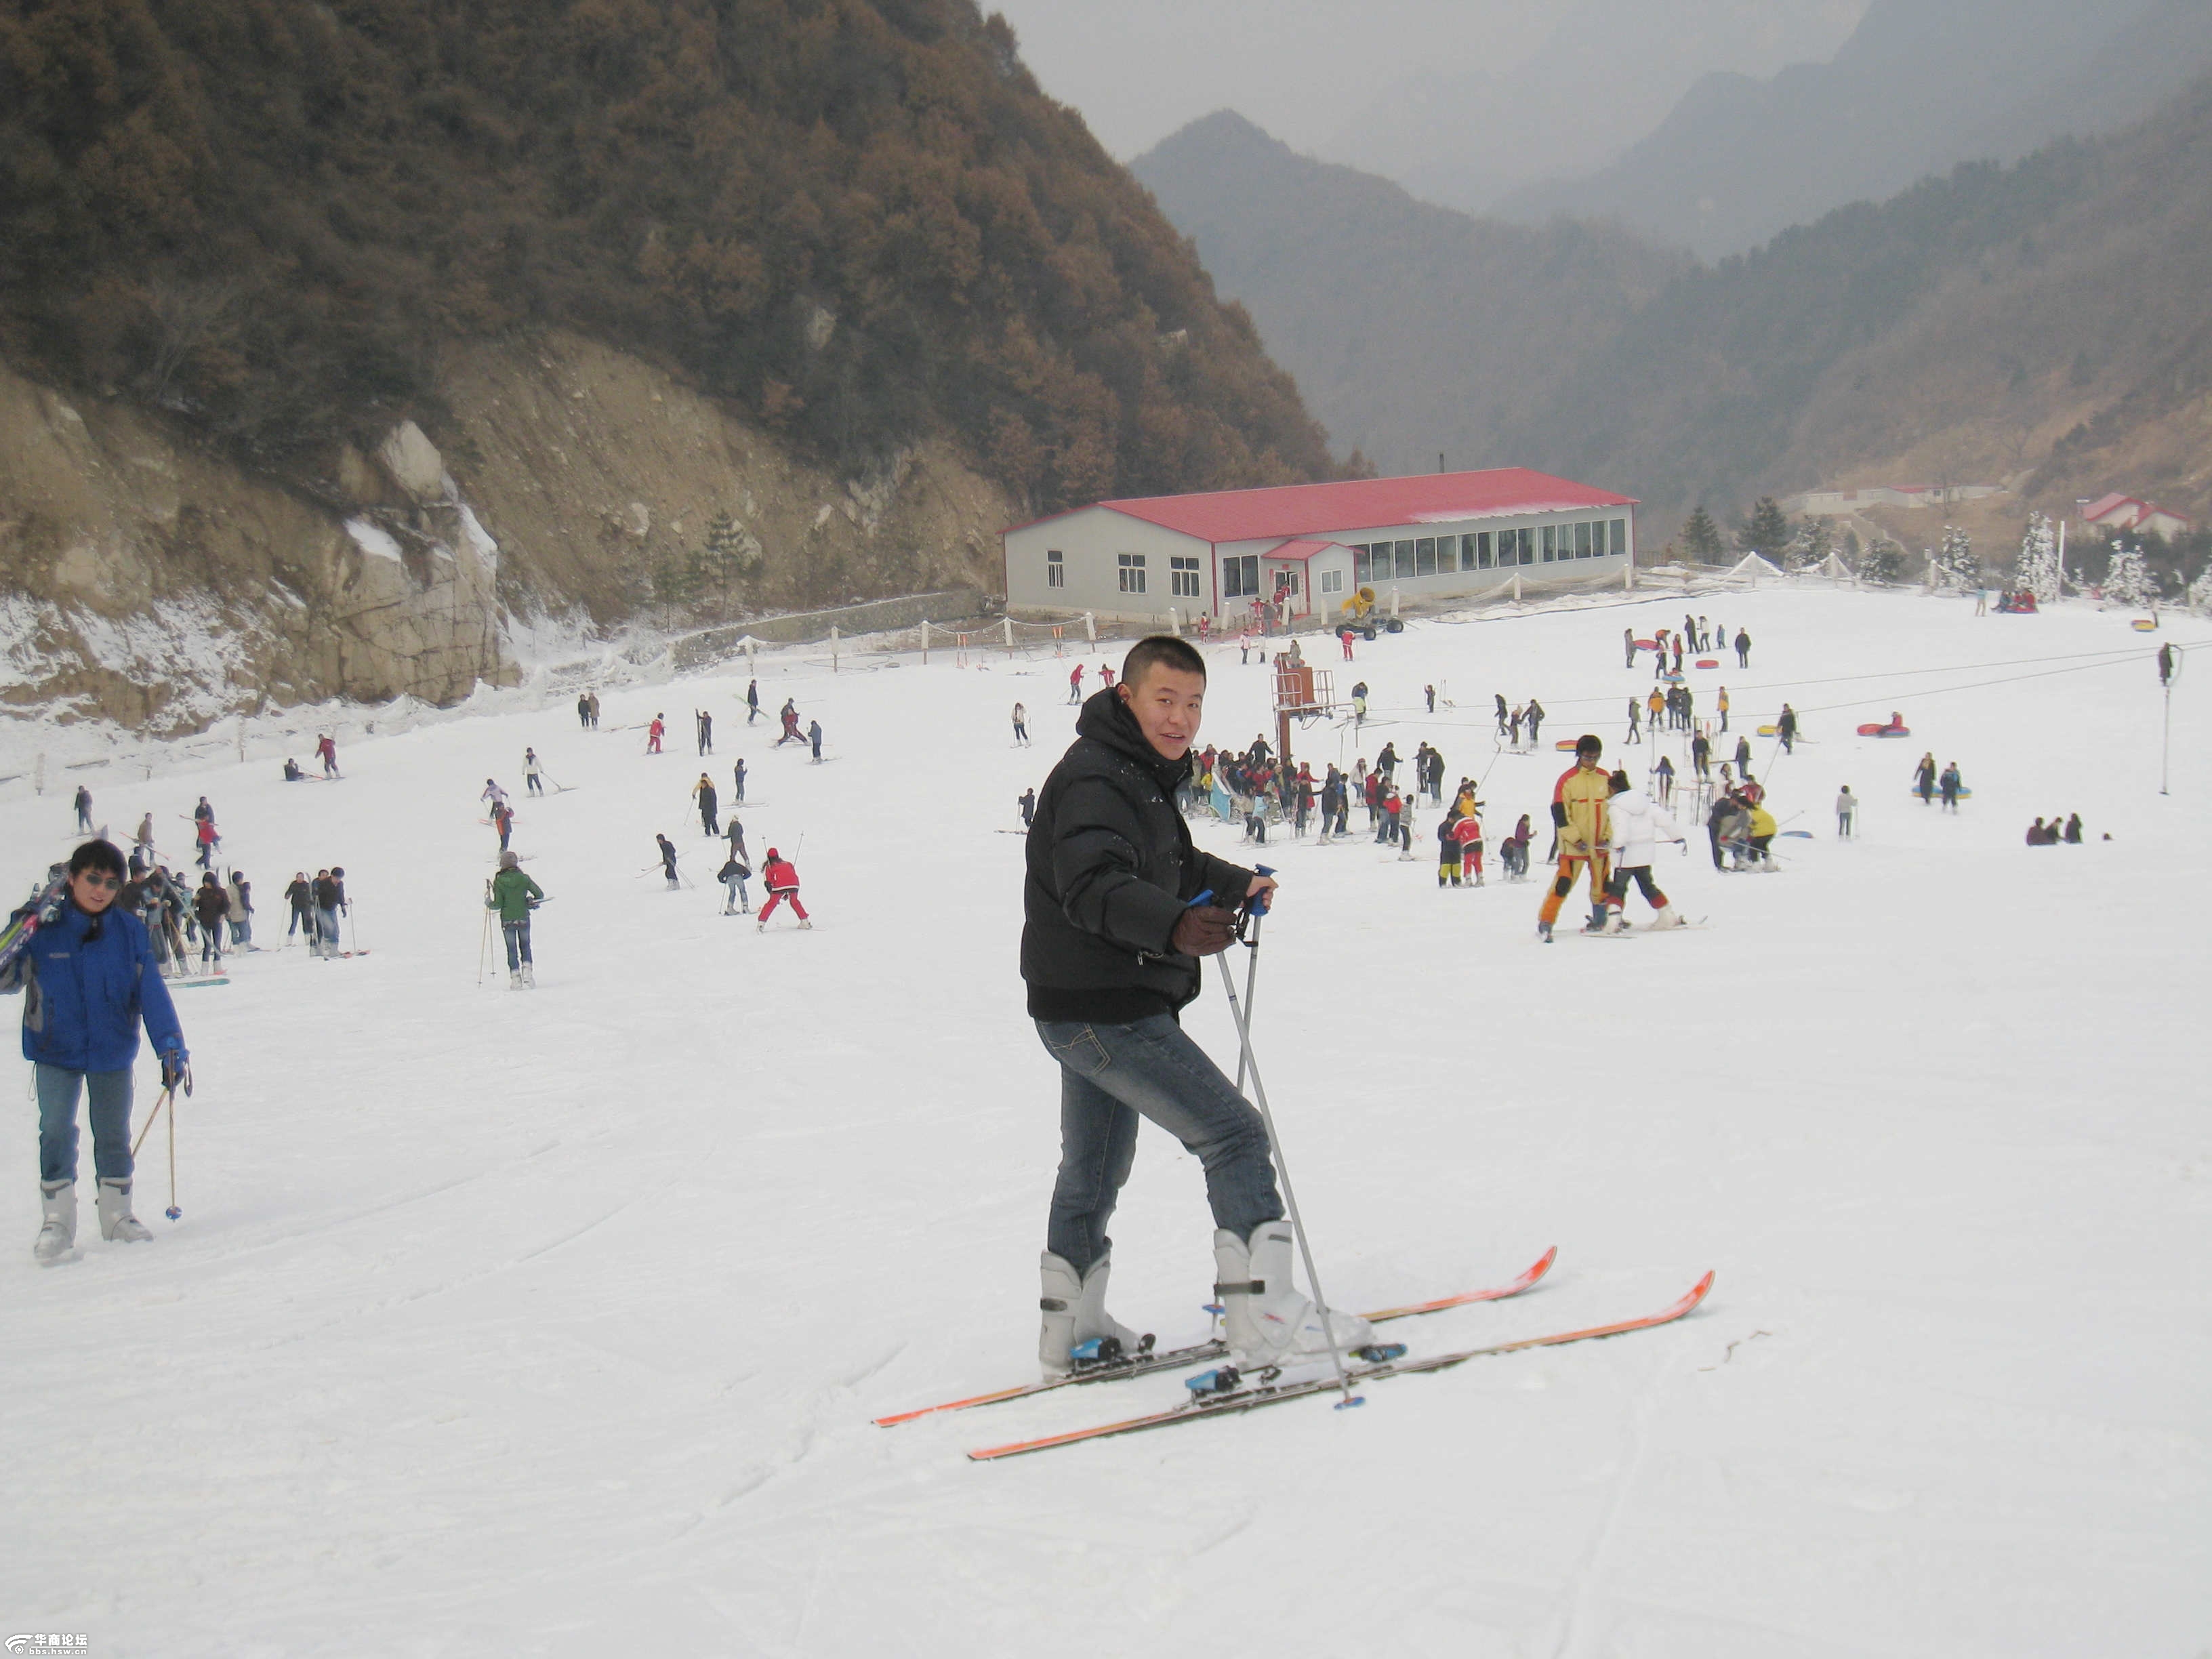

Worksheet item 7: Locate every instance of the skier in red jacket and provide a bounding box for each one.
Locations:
[757,848,811,932]
[647,714,665,754]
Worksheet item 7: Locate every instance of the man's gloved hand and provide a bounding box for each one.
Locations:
[1170,905,1240,958]
[161,1049,192,1094]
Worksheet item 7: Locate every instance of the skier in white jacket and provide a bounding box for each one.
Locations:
[1601,771,1686,932]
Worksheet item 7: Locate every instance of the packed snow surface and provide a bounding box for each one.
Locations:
[3,589,2206,1656]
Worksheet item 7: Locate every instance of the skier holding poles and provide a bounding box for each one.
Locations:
[5,839,190,1261]
[1021,635,1368,1376]
[487,850,544,988]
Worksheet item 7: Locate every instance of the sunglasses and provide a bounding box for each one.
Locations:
[77,872,123,891]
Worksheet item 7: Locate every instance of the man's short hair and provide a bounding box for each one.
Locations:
[1575,733,1603,755]
[1122,636,1207,688]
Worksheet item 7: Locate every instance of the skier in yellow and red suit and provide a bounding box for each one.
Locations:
[1536,734,1614,942]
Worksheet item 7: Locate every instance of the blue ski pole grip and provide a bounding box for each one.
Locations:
[1185,888,1214,908]
[1247,864,1276,916]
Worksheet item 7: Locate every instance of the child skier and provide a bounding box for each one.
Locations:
[1601,773,1685,932]
[718,851,752,915]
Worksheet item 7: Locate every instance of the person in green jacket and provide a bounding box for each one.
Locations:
[487,851,544,989]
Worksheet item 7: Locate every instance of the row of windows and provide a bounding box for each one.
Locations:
[1350,520,1626,586]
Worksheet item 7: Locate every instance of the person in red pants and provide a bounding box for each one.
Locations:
[757,848,811,932]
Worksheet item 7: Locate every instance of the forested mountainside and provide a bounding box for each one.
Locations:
[0,0,1333,514]
[1136,75,2212,551]
[0,0,1346,727]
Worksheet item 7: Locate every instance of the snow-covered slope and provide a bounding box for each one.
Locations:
[3,588,2205,1656]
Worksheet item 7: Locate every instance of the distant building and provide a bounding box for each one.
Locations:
[1004,468,1637,626]
[2081,492,2193,541]
[1786,484,2003,516]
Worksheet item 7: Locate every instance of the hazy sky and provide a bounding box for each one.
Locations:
[987,1,1555,158]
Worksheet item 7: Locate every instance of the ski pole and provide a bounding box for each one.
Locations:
[131,1086,171,1159]
[1216,886,1361,1410]
[478,880,493,985]
[165,1081,180,1220]
[1231,865,1274,1097]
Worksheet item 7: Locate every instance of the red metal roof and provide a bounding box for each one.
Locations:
[1258,538,1343,563]
[2082,492,2139,522]
[1008,468,1637,542]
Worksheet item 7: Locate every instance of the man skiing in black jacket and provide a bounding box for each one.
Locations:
[1023,636,1368,1378]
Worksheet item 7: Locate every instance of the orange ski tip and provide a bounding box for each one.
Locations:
[874,1384,1030,1427]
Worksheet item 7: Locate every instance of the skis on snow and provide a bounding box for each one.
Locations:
[874,1247,1557,1428]
[966,1270,1715,1461]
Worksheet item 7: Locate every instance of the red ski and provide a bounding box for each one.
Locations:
[967,1270,1714,1461]
[874,1247,1557,1428]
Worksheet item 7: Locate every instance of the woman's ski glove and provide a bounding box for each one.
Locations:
[161,1049,193,1094]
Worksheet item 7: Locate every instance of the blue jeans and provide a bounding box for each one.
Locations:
[501,919,532,970]
[37,1065,133,1185]
[1036,1015,1283,1275]
[316,907,341,951]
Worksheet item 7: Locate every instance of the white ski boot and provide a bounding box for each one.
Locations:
[509,969,525,989]
[1600,907,1629,934]
[1038,1251,1147,1377]
[96,1179,152,1243]
[520,963,536,987]
[1651,905,1685,929]
[797,918,812,930]
[33,1181,75,1263]
[1212,1223,1372,1368]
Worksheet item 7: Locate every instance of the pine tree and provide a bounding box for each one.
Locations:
[2102,540,2157,608]
[1681,506,1725,563]
[651,546,701,627]
[1862,542,1905,585]
[1740,497,1790,556]
[2014,512,2062,602]
[1785,515,1832,572]
[1936,525,1979,592]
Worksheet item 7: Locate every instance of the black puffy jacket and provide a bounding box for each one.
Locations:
[1023,690,1254,1023]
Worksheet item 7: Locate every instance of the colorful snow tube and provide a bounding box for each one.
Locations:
[2131,618,2158,632]
[1908,786,1971,799]
[1635,638,1659,650]
[1695,658,1719,669]
[1858,723,1910,737]
[1757,724,1778,737]
[1555,739,1578,751]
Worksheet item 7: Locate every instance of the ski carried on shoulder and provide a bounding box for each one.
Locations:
[874,1247,1555,1427]
[966,1270,1713,1462]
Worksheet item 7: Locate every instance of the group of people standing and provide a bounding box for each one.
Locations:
[1912,753,1967,811]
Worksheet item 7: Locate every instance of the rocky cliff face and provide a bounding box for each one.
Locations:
[0,332,1015,733]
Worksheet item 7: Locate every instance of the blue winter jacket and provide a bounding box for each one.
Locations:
[10,902,184,1072]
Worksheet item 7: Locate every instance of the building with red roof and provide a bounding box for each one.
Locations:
[1004,467,1639,625]
[2081,493,2193,541]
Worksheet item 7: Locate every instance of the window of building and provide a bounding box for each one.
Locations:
[1437,535,1458,573]
[1170,555,1201,598]
[1117,552,1147,595]
[1575,522,1593,558]
[1469,532,1490,570]
[1222,553,1259,598]
[1519,528,1536,566]
[1541,525,1556,562]
[1320,568,1345,594]
[1611,518,1627,555]
[1272,568,1300,598]
[1046,549,1065,589]
[1395,539,1415,579]
[1414,537,1436,576]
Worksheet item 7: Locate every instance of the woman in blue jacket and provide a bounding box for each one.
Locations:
[5,841,189,1263]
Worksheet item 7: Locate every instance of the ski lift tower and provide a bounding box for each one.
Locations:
[1271,651,1333,773]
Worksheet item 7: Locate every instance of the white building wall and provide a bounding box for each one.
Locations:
[1004,510,1212,623]
[1007,501,1637,623]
